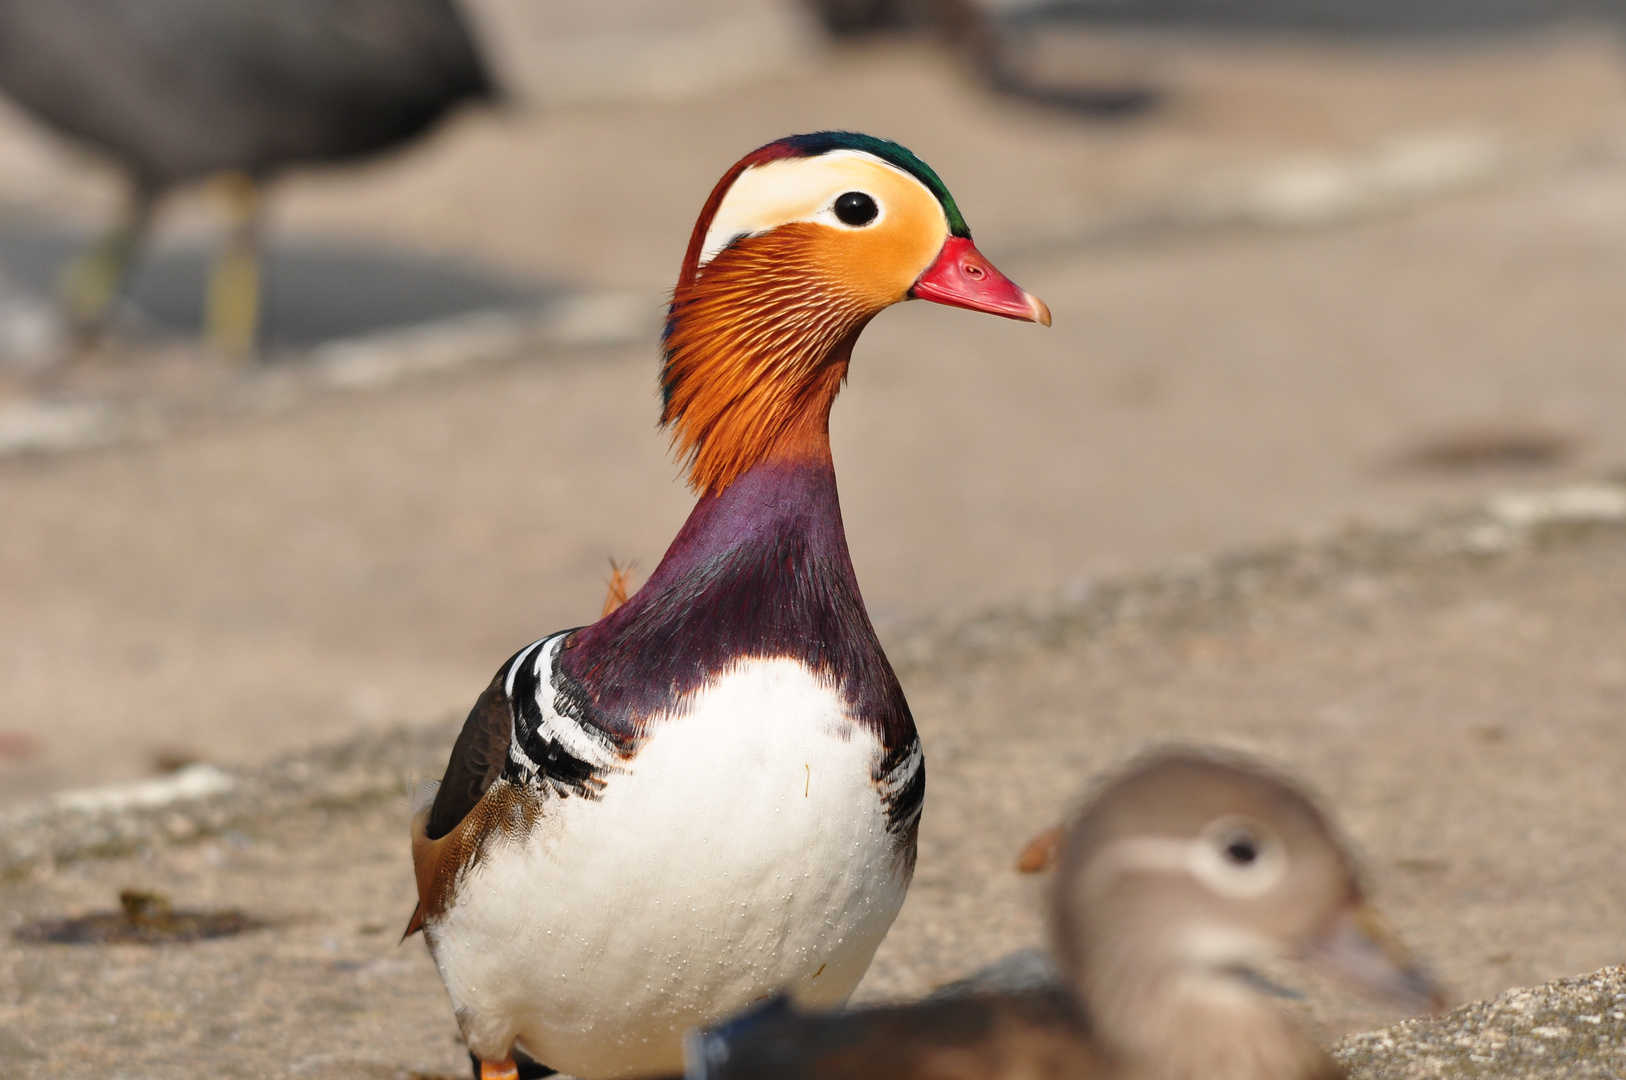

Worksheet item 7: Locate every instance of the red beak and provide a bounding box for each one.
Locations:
[909,236,1051,326]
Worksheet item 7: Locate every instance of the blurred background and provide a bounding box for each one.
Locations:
[3,2,1626,812]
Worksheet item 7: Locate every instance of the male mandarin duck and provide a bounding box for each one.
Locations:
[687,749,1447,1080]
[407,131,1050,1080]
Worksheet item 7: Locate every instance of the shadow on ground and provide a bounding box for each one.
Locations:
[0,221,551,349]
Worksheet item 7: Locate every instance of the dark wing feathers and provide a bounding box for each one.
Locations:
[425,669,513,842]
[422,632,618,843]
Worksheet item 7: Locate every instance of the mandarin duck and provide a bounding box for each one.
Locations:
[407,131,1050,1080]
[687,748,1446,1080]
[0,0,493,354]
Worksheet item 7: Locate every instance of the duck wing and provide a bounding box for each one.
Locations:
[423,669,514,842]
[407,631,629,935]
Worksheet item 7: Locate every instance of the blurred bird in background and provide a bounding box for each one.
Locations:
[805,0,1626,115]
[0,0,495,356]
[688,747,1446,1080]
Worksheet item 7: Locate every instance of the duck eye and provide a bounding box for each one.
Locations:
[1224,833,1259,865]
[833,191,878,227]
[1191,817,1284,896]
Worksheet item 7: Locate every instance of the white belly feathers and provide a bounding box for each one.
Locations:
[425,656,911,1079]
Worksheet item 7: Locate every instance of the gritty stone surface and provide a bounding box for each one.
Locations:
[1338,967,1626,1079]
[0,725,454,879]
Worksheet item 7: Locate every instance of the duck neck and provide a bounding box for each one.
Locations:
[1083,956,1338,1080]
[561,444,914,745]
[559,299,918,743]
[660,223,875,494]
[706,344,842,487]
[637,438,852,604]
[648,319,856,586]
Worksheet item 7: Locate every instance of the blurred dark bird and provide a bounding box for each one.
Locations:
[802,0,1160,114]
[0,0,496,354]
[804,0,1623,116]
[687,748,1446,1080]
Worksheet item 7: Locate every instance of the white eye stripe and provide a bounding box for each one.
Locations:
[1085,837,1195,884]
[696,149,918,269]
[1084,819,1287,900]
[706,195,886,263]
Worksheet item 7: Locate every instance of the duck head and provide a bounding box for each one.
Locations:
[1051,749,1445,1080]
[662,131,1049,495]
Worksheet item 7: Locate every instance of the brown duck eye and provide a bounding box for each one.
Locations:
[834,191,878,226]
[1224,833,1259,865]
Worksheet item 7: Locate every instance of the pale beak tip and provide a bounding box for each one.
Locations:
[1028,293,1052,327]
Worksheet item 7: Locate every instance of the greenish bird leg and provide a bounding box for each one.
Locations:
[205,172,264,358]
[59,184,154,338]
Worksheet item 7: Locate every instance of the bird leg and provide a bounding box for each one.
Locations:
[467,1048,556,1079]
[479,1058,519,1080]
[58,184,154,341]
[204,171,264,358]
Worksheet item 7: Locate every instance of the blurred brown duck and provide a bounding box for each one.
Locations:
[686,748,1446,1080]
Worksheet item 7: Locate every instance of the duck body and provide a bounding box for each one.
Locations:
[417,457,922,1077]
[690,989,1107,1080]
[411,131,1049,1079]
[689,749,1446,1080]
[0,0,492,189]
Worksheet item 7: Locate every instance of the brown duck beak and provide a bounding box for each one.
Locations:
[910,237,1051,326]
[1304,901,1449,1015]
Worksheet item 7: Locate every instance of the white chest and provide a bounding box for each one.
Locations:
[426,657,913,1079]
